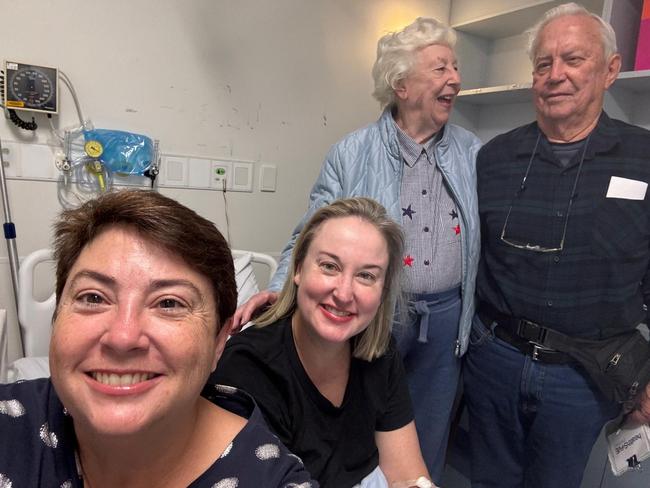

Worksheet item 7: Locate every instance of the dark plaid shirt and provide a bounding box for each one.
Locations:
[476,112,650,339]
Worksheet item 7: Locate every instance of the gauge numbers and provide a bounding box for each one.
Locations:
[4,61,58,113]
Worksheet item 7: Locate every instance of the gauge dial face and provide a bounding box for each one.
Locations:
[4,62,58,113]
[11,69,53,106]
[84,140,104,158]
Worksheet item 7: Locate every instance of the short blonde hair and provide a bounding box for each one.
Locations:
[372,17,457,109]
[255,198,404,361]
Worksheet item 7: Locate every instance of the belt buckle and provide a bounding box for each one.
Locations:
[530,341,558,361]
[518,319,547,344]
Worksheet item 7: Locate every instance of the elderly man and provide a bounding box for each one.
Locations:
[464,3,650,488]
[234,17,481,482]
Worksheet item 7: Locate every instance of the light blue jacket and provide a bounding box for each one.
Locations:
[269,108,482,356]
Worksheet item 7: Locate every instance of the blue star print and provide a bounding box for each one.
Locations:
[402,204,416,220]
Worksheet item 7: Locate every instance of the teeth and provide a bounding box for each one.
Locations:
[92,372,154,386]
[324,305,351,317]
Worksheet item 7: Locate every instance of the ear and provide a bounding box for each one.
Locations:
[604,53,621,89]
[393,78,408,101]
[293,260,303,287]
[293,269,301,287]
[210,317,232,372]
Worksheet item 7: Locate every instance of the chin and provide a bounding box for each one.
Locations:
[80,408,159,437]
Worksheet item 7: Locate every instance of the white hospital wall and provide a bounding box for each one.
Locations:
[0,0,449,363]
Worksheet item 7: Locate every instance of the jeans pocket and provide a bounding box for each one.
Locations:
[469,314,494,348]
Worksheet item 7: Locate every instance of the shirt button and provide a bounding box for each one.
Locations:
[423,226,430,232]
[547,301,553,307]
[553,256,560,263]
[424,260,430,266]
[422,189,428,195]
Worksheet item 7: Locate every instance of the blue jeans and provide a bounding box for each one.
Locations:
[463,314,621,488]
[393,287,462,483]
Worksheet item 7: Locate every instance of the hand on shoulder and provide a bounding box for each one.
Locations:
[230,290,279,333]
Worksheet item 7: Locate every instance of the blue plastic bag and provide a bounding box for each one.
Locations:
[83,129,154,175]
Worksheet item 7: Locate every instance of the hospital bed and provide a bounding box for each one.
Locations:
[7,247,277,382]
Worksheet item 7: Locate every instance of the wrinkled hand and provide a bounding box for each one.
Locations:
[229,290,279,334]
[628,382,650,425]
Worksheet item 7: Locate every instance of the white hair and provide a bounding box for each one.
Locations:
[526,2,617,62]
[371,17,456,109]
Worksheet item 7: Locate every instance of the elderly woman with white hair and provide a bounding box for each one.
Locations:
[233,17,481,482]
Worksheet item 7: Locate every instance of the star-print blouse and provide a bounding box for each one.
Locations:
[0,378,317,487]
[395,123,462,294]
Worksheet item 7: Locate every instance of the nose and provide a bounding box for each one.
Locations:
[548,60,567,82]
[99,304,149,353]
[448,67,461,86]
[332,275,354,304]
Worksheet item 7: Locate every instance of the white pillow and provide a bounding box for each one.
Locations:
[7,356,51,381]
[233,252,260,307]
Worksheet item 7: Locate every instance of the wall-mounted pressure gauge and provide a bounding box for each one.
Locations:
[4,61,58,114]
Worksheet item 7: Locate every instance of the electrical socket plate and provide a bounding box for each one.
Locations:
[232,162,253,192]
[160,156,189,187]
[188,157,212,189]
[211,160,232,190]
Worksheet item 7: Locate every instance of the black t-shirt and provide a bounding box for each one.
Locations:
[210,317,413,487]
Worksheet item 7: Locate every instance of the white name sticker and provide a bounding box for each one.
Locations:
[606,176,647,200]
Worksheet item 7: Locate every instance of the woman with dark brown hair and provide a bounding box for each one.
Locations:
[0,189,315,487]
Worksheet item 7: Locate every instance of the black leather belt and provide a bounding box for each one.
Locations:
[478,305,573,365]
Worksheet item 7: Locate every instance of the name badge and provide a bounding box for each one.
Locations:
[607,418,650,476]
[606,176,647,200]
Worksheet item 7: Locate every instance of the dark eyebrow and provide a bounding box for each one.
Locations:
[149,279,203,297]
[68,270,116,289]
[67,271,203,297]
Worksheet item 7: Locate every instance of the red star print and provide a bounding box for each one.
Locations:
[403,255,414,267]
[454,224,461,235]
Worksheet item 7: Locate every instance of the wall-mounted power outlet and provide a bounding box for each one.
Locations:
[211,160,232,190]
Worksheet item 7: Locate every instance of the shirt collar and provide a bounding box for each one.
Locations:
[516,111,620,160]
[393,118,440,167]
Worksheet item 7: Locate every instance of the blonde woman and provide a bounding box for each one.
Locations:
[212,198,434,488]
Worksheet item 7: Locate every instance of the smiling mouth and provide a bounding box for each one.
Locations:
[438,94,455,103]
[90,372,158,387]
[322,305,353,317]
